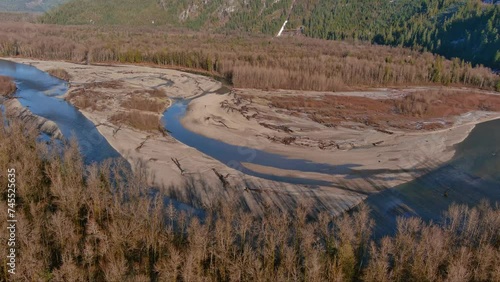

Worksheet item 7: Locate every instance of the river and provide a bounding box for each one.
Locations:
[0,59,121,163]
[1,59,499,236]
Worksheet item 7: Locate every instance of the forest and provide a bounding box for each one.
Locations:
[1,19,499,92]
[0,117,499,281]
[1,2,500,281]
[305,0,500,69]
[0,0,68,12]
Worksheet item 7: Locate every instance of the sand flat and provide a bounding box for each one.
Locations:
[6,57,500,214]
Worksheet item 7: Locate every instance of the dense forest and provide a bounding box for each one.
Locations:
[0,118,499,281]
[306,0,500,69]
[39,0,294,32]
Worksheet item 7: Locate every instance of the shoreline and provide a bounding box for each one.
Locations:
[3,98,63,139]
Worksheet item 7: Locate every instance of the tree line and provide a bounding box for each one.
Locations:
[0,21,499,92]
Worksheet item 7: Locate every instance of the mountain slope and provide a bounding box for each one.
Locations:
[305,0,500,69]
[40,0,294,33]
[0,0,69,12]
[41,0,500,69]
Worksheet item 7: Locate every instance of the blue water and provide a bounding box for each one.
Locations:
[162,100,361,186]
[0,59,121,163]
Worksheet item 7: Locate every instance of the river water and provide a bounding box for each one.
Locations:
[0,59,121,163]
[1,59,499,235]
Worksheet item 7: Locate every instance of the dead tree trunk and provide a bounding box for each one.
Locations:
[113,125,122,137]
[84,50,90,65]
[135,139,147,152]
[158,125,170,137]
[171,158,185,175]
[212,168,230,188]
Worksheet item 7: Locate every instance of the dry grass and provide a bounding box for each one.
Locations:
[394,90,500,117]
[137,88,167,98]
[0,75,16,96]
[121,89,169,113]
[109,110,160,131]
[121,96,169,113]
[0,119,499,281]
[47,68,72,81]
[394,92,438,116]
[66,88,107,111]
[268,90,500,130]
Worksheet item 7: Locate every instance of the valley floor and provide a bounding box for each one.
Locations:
[6,57,500,214]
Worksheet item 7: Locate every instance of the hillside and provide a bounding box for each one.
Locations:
[0,0,69,12]
[40,0,293,32]
[40,0,500,69]
[305,0,500,69]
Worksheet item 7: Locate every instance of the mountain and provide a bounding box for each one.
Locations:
[40,0,294,33]
[0,0,69,12]
[40,0,500,69]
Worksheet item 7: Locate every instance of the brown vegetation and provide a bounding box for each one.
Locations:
[121,96,168,113]
[109,110,161,131]
[138,88,168,98]
[66,88,107,111]
[394,91,500,117]
[0,75,16,96]
[0,118,499,281]
[0,20,499,92]
[47,68,72,81]
[121,89,169,113]
[267,90,500,130]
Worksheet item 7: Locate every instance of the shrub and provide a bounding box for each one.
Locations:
[109,110,160,131]
[121,94,169,113]
[66,88,104,111]
[47,68,72,81]
[0,75,16,96]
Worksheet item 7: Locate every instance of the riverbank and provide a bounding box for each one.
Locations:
[3,98,63,138]
[4,58,499,215]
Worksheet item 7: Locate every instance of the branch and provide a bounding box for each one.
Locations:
[171,158,185,175]
[113,125,122,137]
[212,168,230,188]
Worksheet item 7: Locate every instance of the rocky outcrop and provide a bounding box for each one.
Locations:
[3,99,63,139]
